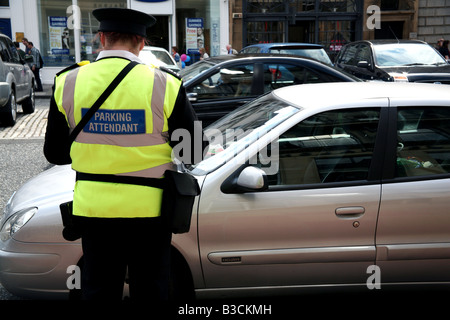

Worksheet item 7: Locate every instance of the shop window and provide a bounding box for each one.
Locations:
[246,21,286,45]
[38,0,126,67]
[381,0,399,10]
[319,0,357,13]
[0,0,9,7]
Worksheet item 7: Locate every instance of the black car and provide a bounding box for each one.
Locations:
[180,54,358,126]
[335,40,450,84]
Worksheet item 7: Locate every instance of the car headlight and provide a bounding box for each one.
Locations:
[0,192,15,224]
[0,207,37,242]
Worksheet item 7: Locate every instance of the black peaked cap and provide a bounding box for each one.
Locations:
[93,8,156,37]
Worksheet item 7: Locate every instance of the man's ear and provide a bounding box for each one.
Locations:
[99,32,106,47]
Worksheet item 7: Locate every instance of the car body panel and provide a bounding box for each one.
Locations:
[1,82,450,299]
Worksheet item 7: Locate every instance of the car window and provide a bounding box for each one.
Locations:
[338,44,358,66]
[268,48,332,65]
[241,47,260,54]
[396,107,450,178]
[260,108,381,186]
[5,38,20,63]
[262,63,328,92]
[355,44,372,64]
[0,38,11,62]
[190,64,254,99]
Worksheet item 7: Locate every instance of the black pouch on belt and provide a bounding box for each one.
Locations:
[59,201,83,241]
[161,170,200,234]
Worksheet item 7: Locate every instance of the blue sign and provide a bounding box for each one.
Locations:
[49,16,67,27]
[82,109,146,135]
[187,18,203,28]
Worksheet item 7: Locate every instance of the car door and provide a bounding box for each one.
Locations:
[198,101,388,290]
[376,103,450,283]
[185,62,262,127]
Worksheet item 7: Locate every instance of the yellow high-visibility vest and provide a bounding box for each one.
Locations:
[54,58,181,218]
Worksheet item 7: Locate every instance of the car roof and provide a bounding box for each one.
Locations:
[349,39,428,46]
[202,53,326,63]
[274,82,450,110]
[243,43,324,49]
[142,46,168,51]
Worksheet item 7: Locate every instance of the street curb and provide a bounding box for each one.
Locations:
[36,84,52,99]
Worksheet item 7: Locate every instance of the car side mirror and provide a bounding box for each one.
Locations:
[357,61,371,69]
[221,166,268,194]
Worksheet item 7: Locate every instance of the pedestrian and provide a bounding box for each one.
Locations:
[26,41,43,91]
[14,41,26,60]
[199,47,209,60]
[172,46,181,67]
[226,44,237,54]
[439,40,449,60]
[21,37,31,55]
[43,7,207,301]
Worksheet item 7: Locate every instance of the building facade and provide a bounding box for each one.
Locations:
[0,0,230,83]
[230,0,450,58]
[0,0,448,83]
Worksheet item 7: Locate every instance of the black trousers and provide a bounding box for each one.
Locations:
[80,216,172,301]
[32,67,43,91]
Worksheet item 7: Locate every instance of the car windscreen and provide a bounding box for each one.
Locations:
[373,43,447,67]
[189,93,300,175]
[139,50,174,67]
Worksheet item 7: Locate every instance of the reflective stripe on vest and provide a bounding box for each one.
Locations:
[54,58,180,218]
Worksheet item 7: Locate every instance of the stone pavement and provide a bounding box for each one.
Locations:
[0,84,52,140]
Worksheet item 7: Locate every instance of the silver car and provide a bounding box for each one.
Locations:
[1,82,450,299]
[0,34,35,126]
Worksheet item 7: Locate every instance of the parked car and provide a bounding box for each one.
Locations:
[180,54,358,126]
[239,43,333,66]
[0,34,35,126]
[139,46,180,73]
[1,82,450,300]
[335,39,450,83]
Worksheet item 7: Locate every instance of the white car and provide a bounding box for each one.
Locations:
[1,82,450,299]
[139,46,180,73]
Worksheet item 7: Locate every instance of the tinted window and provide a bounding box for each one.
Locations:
[338,44,358,66]
[396,107,450,177]
[5,38,20,63]
[189,64,254,99]
[262,63,328,92]
[355,44,372,64]
[262,108,380,186]
[0,38,11,62]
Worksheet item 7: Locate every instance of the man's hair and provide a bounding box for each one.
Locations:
[102,32,146,47]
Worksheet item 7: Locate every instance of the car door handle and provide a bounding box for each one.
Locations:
[187,92,197,102]
[335,206,365,219]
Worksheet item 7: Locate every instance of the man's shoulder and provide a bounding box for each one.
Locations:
[55,61,90,77]
[158,65,182,81]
